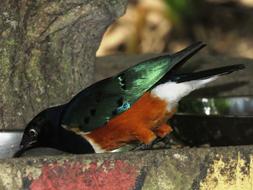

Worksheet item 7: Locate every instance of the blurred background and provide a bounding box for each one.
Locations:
[97,0,253,58]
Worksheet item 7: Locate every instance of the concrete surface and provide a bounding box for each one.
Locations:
[1,146,253,190]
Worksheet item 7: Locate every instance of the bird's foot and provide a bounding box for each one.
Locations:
[133,137,161,151]
[133,132,186,151]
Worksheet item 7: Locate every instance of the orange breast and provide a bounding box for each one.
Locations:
[85,92,175,151]
[112,92,169,128]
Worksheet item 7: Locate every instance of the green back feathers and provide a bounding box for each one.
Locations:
[116,55,174,104]
[61,42,205,132]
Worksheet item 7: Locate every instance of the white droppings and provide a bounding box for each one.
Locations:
[173,153,188,161]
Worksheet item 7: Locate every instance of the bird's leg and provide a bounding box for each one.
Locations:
[154,123,173,138]
[133,125,157,144]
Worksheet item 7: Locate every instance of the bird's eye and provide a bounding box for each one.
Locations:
[29,128,38,137]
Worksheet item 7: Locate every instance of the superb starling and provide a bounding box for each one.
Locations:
[14,42,245,156]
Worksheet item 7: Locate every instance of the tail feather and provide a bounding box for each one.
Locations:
[170,64,245,83]
[151,64,245,112]
[151,76,218,111]
[168,41,206,74]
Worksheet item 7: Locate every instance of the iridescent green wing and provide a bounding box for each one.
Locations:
[61,42,205,132]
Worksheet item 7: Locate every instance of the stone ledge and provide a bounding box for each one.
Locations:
[1,146,253,190]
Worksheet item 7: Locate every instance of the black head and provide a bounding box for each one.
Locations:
[14,105,95,157]
[14,106,63,157]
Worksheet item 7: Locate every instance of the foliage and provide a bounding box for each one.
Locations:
[164,0,201,28]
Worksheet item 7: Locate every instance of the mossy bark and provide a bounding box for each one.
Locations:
[0,0,128,129]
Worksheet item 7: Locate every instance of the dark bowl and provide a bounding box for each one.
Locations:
[171,96,253,146]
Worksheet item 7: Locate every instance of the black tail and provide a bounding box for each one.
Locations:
[168,41,206,74]
[170,64,245,83]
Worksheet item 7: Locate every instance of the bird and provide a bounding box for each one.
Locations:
[14,42,245,157]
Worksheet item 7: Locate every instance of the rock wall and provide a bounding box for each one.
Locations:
[0,0,128,129]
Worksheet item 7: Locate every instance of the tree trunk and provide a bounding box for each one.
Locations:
[0,0,128,129]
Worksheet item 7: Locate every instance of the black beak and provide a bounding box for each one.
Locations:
[13,145,26,157]
[13,141,37,158]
